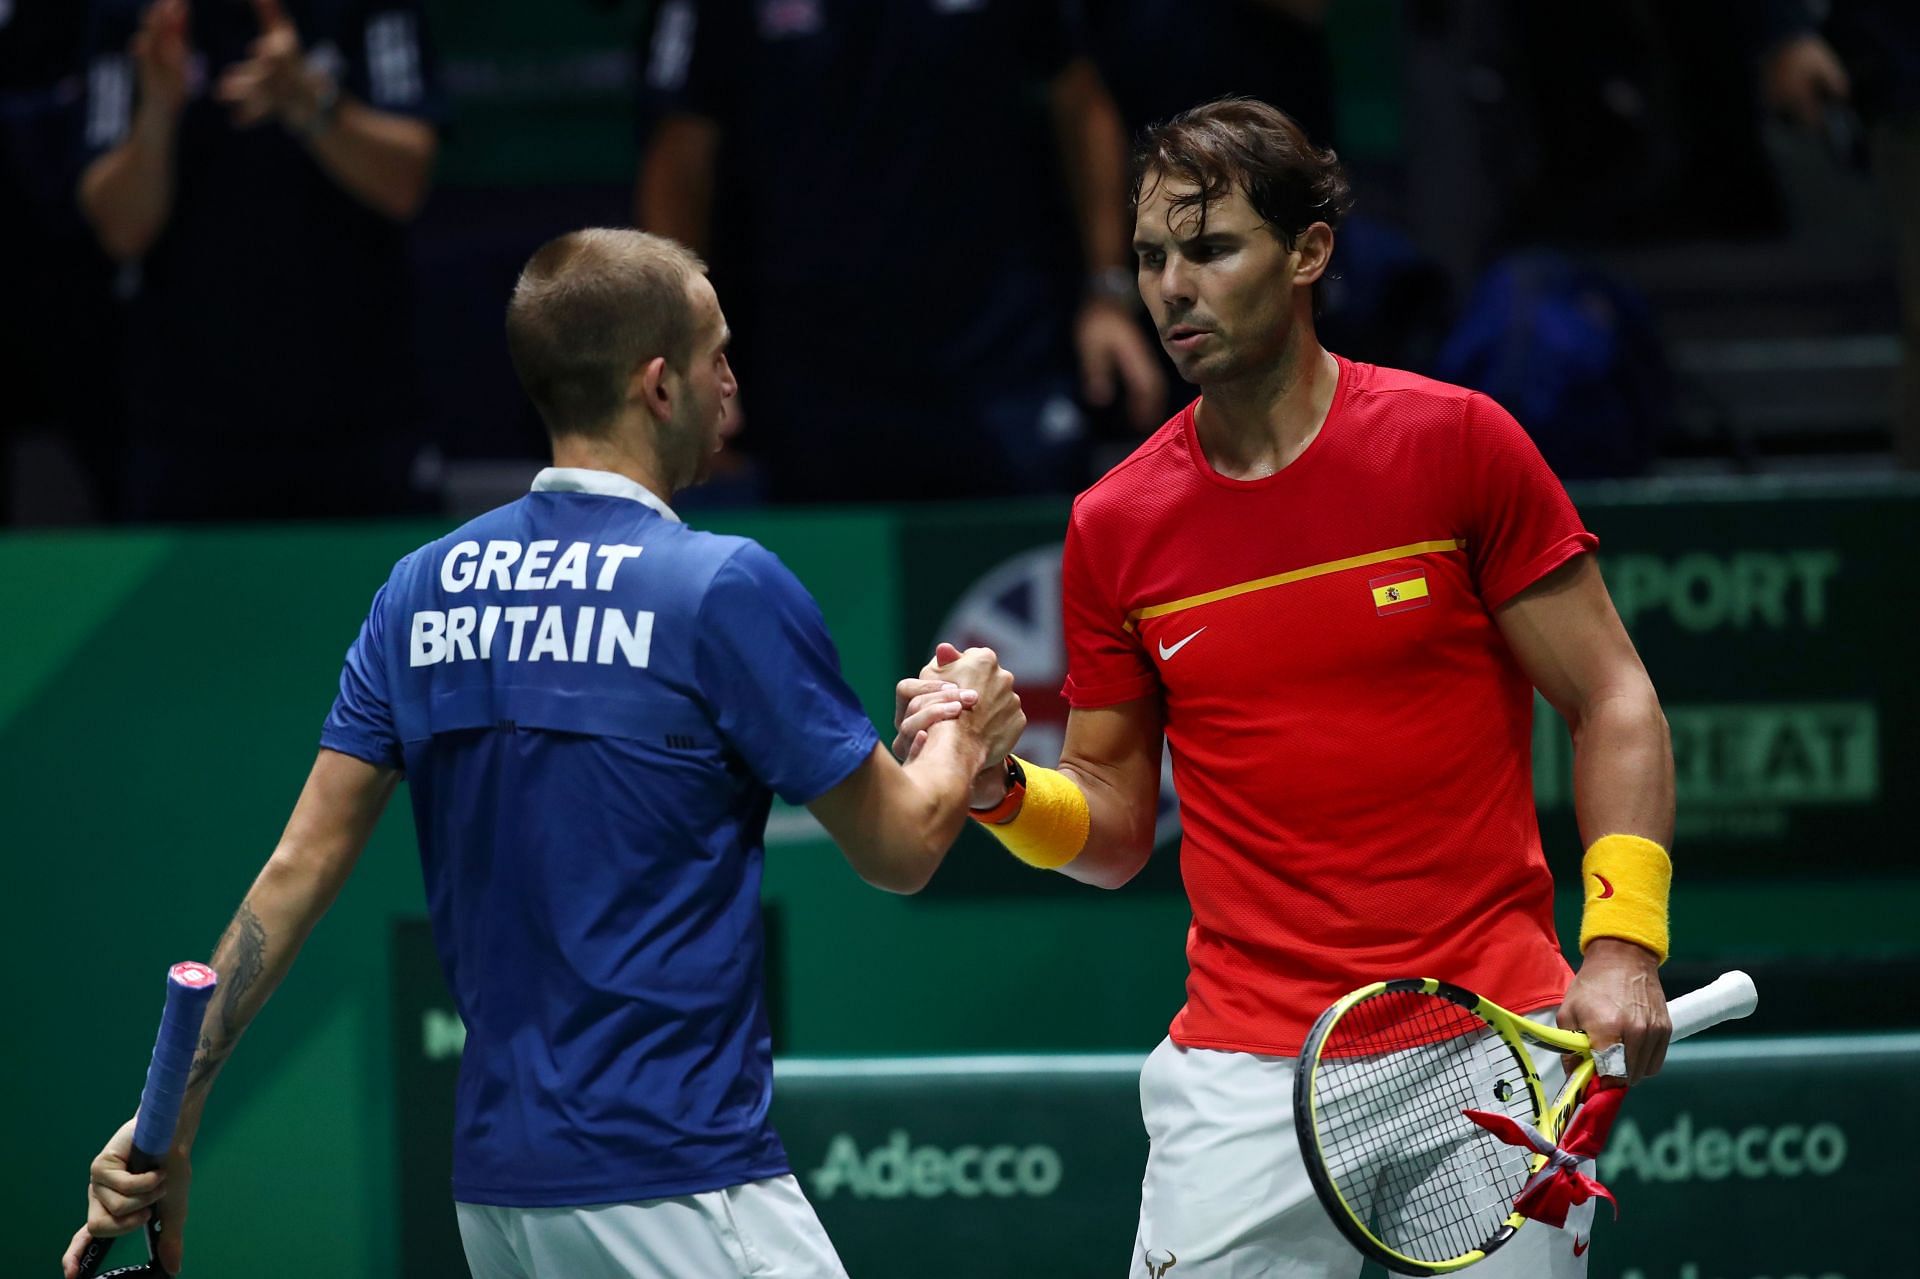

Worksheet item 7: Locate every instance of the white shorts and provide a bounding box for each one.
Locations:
[1128,1032,1594,1279]
[455,1174,848,1279]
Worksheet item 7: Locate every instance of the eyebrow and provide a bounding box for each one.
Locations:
[1133,231,1244,253]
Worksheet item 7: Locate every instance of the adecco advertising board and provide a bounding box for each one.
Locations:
[394,918,1916,1279]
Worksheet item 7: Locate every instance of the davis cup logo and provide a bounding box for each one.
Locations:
[932,544,1180,847]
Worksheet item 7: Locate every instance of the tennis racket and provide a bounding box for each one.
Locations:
[73,961,220,1279]
[1294,969,1757,1274]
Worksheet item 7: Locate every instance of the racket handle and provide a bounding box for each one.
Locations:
[73,962,220,1279]
[70,1233,115,1277]
[132,963,219,1162]
[1669,969,1758,1041]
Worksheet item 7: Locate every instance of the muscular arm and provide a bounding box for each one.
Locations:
[1497,552,1675,1080]
[175,749,399,1144]
[305,100,437,222]
[636,114,719,254]
[809,737,990,896]
[1496,554,1673,850]
[1052,698,1164,889]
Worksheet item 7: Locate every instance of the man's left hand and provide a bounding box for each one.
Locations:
[1557,937,1671,1085]
[61,1115,193,1278]
[215,0,331,132]
[1075,299,1167,433]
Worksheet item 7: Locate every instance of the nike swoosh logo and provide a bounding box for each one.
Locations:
[1595,874,1615,900]
[1572,1238,1590,1257]
[1158,627,1206,660]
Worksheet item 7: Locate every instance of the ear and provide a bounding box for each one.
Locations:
[1292,222,1335,288]
[632,356,673,423]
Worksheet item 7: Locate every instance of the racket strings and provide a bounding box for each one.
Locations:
[1307,991,1540,1263]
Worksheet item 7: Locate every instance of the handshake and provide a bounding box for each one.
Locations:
[891,642,1029,809]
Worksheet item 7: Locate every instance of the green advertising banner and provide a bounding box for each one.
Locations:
[779,1036,1915,1279]
[393,920,1918,1279]
[1537,487,1912,878]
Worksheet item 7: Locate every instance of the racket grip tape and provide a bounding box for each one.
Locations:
[1668,969,1758,1041]
[73,962,220,1279]
[130,963,220,1162]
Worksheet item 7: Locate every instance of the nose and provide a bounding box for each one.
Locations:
[720,354,738,398]
[1154,259,1195,311]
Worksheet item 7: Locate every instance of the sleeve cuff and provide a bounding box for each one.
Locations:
[779,725,882,807]
[1062,672,1160,709]
[319,729,402,771]
[1482,531,1599,610]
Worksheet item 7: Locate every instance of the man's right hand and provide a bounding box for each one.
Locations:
[894,643,1026,805]
[893,643,996,755]
[131,0,194,121]
[62,1115,192,1278]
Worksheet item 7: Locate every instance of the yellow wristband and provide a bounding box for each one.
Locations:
[1579,833,1672,964]
[973,756,1090,869]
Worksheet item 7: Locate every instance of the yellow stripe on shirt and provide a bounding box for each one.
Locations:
[1124,538,1466,630]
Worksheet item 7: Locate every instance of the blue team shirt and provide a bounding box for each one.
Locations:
[321,468,880,1206]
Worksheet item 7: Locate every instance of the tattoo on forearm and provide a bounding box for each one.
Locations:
[218,902,267,1038]
[185,1028,230,1093]
[186,901,268,1094]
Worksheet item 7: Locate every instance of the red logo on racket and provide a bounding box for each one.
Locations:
[1593,874,1615,900]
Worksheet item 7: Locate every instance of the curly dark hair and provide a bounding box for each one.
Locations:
[1131,97,1354,249]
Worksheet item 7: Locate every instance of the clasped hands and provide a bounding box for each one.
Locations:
[892,643,1028,808]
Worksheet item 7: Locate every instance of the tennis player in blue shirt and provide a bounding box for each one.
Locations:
[65,229,1024,1278]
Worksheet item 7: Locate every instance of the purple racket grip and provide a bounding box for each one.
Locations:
[130,963,219,1164]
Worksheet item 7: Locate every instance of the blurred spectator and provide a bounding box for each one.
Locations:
[1,1,123,521]
[78,0,442,521]
[1433,250,1670,479]
[1761,0,1920,468]
[1404,2,1785,294]
[635,0,1164,504]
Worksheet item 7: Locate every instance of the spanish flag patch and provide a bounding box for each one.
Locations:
[1369,569,1430,616]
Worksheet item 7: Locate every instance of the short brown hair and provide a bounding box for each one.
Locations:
[1131,98,1353,248]
[505,228,707,439]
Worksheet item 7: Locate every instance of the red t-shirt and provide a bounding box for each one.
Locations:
[1061,357,1594,1054]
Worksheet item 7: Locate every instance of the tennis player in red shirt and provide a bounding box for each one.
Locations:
[898,99,1677,1277]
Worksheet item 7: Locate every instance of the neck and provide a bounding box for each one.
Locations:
[1194,320,1339,481]
[549,419,676,500]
